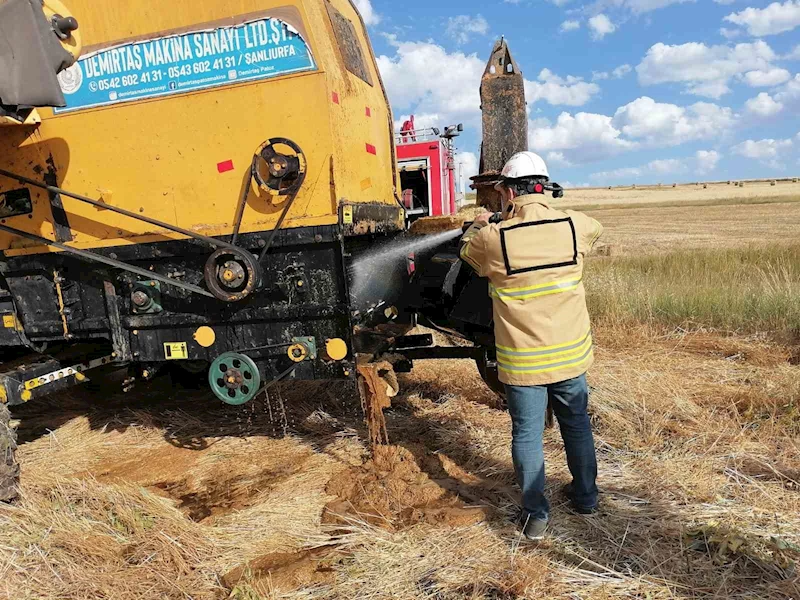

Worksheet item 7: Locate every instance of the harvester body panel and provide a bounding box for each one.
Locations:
[0,0,411,406]
[0,0,399,255]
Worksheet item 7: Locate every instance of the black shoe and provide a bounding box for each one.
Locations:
[521,516,548,540]
[563,483,599,514]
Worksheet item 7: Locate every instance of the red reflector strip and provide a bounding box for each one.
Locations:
[366,143,377,155]
[217,160,234,173]
[332,92,340,104]
[365,106,371,117]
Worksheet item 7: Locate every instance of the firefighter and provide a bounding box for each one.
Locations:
[460,151,604,540]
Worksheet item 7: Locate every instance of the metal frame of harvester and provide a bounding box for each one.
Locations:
[0,0,534,501]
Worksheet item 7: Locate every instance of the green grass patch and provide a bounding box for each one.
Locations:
[586,244,800,341]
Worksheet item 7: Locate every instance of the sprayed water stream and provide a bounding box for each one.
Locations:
[348,229,463,303]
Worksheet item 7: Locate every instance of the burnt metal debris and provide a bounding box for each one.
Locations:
[471,37,528,211]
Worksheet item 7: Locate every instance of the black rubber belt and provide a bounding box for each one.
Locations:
[0,168,237,251]
[0,223,215,298]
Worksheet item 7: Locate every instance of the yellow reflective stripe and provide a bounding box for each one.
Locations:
[496,328,591,355]
[489,277,582,302]
[490,281,581,301]
[492,276,581,295]
[498,345,593,375]
[497,336,592,366]
[460,240,481,271]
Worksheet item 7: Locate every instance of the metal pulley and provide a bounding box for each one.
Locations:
[252,138,307,196]
[209,352,261,405]
[203,247,262,302]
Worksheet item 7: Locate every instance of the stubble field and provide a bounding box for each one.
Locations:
[2,183,799,599]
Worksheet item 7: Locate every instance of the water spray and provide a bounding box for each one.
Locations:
[349,228,464,304]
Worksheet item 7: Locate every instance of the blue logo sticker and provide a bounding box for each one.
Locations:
[55,18,315,113]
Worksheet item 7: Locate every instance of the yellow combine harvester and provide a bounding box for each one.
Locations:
[0,0,432,496]
[0,0,510,503]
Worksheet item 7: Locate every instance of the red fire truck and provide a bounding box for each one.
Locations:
[396,116,463,221]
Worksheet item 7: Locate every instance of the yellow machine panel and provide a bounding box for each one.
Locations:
[0,0,399,255]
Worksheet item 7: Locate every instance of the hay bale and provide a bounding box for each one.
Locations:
[672,183,676,188]
[703,183,708,189]
[793,178,798,183]
[740,181,745,187]
[771,180,776,186]
[727,180,732,185]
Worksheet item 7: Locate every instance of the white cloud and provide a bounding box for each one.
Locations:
[353,0,380,26]
[743,67,791,86]
[688,81,733,98]
[590,166,643,180]
[731,138,793,169]
[592,64,632,81]
[623,0,695,14]
[546,151,574,167]
[636,40,778,98]
[588,14,616,40]
[785,45,800,59]
[456,151,479,182]
[528,94,739,166]
[591,152,723,182]
[560,19,581,32]
[376,41,484,126]
[591,158,687,181]
[724,1,800,37]
[530,112,637,163]
[613,64,633,78]
[696,150,721,173]
[714,0,736,4]
[745,91,784,116]
[648,158,687,173]
[445,14,490,45]
[720,27,742,40]
[775,73,800,109]
[612,96,737,146]
[525,69,601,107]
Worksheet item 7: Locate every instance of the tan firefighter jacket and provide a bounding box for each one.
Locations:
[460,194,603,386]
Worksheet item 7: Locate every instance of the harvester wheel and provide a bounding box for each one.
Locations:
[0,403,19,502]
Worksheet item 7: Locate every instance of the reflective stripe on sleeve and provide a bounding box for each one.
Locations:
[460,241,481,271]
[489,277,582,301]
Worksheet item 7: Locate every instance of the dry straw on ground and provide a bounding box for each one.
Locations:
[1,190,799,599]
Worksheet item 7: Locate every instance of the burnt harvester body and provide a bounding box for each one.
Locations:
[471,38,528,212]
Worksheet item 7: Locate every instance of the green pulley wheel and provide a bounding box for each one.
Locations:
[209,352,261,405]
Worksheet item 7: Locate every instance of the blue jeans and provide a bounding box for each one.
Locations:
[506,374,598,521]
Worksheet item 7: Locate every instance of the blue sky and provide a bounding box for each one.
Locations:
[354,0,800,186]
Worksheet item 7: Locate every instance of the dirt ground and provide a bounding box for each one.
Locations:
[587,201,800,255]
[562,179,800,209]
[2,188,800,599]
[3,324,799,599]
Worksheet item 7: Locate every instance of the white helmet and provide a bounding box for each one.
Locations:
[500,151,549,181]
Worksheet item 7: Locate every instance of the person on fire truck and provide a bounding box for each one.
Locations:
[460,151,604,541]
